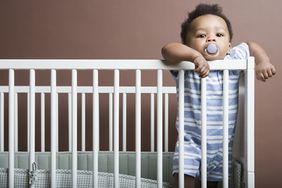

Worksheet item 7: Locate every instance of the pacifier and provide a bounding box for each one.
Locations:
[206,43,218,54]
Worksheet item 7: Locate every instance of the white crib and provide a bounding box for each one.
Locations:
[0,59,255,188]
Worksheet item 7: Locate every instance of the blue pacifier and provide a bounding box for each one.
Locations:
[206,43,218,54]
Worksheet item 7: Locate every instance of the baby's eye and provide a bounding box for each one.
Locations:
[216,33,224,37]
[197,34,206,38]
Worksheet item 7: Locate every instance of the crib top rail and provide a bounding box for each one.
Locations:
[0,58,254,70]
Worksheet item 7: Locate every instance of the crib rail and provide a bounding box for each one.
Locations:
[0,59,255,188]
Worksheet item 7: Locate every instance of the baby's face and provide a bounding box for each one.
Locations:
[185,14,231,61]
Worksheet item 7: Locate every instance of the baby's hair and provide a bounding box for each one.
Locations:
[181,4,233,43]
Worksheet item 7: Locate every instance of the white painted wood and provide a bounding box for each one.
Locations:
[122,93,127,152]
[109,93,113,151]
[135,70,141,188]
[0,59,246,70]
[9,69,15,188]
[0,86,177,94]
[68,93,72,152]
[178,70,185,188]
[201,77,207,188]
[223,70,229,188]
[157,70,163,188]
[14,93,18,152]
[29,69,36,172]
[81,93,86,152]
[245,57,255,188]
[0,59,255,188]
[27,93,29,152]
[51,69,57,188]
[0,93,4,152]
[41,93,45,152]
[165,93,169,152]
[150,93,155,152]
[72,69,78,187]
[114,70,120,188]
[93,70,99,188]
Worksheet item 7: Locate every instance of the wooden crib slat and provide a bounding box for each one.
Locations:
[223,70,230,188]
[41,93,45,152]
[114,69,120,188]
[68,93,72,152]
[29,69,36,171]
[81,93,86,152]
[122,93,127,152]
[165,93,169,152]
[109,93,113,152]
[135,69,141,188]
[14,93,18,152]
[93,69,99,188]
[0,93,4,152]
[9,69,15,188]
[201,77,207,188]
[72,69,78,187]
[245,57,255,188]
[150,93,155,152]
[178,70,185,188]
[157,69,163,188]
[51,69,57,187]
[27,93,29,152]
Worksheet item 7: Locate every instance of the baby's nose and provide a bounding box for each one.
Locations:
[207,38,216,42]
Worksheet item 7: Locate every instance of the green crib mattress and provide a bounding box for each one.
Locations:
[0,151,242,188]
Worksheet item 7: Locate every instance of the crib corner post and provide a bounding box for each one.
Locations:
[244,57,255,188]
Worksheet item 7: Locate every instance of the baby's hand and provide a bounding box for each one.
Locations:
[193,55,210,78]
[255,60,276,82]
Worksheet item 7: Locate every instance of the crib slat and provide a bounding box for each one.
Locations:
[81,93,86,152]
[27,93,29,152]
[157,70,163,188]
[72,69,78,187]
[122,93,127,152]
[93,69,99,188]
[14,93,18,152]
[114,69,120,188]
[109,93,113,151]
[9,69,15,188]
[0,93,4,152]
[56,93,59,153]
[135,70,141,188]
[223,70,229,188]
[165,93,169,152]
[178,70,184,188]
[150,93,155,152]
[51,69,57,187]
[68,93,72,151]
[41,93,45,152]
[29,69,36,171]
[245,57,255,188]
[201,77,207,188]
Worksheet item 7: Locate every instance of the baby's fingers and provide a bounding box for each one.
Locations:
[270,66,276,76]
[195,65,209,78]
[256,71,266,82]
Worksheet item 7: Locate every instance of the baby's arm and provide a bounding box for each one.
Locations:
[161,43,210,78]
[247,42,276,82]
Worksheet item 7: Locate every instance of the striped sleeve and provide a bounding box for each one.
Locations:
[229,42,250,60]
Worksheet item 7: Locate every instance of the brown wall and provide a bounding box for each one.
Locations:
[1,1,282,187]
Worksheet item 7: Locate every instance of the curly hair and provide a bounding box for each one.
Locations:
[181,4,233,43]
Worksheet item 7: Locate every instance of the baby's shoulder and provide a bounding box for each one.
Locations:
[228,42,250,60]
